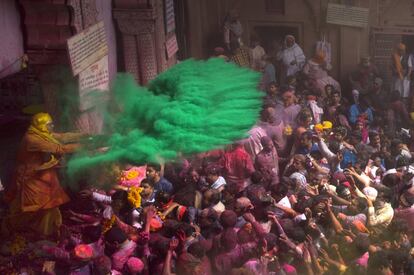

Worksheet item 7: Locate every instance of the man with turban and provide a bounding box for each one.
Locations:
[2,113,83,239]
[303,50,341,98]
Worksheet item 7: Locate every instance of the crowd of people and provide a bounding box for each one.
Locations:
[2,29,414,274]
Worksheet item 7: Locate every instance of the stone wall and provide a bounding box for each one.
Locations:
[113,0,176,85]
[0,0,24,78]
[184,0,414,86]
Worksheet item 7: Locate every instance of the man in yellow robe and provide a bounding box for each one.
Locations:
[2,113,83,239]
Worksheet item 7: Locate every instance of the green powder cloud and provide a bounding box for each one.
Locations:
[67,58,263,176]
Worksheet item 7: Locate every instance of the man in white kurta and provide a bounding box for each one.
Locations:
[250,39,266,71]
[277,35,306,82]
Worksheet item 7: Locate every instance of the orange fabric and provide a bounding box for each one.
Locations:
[314,124,324,132]
[6,130,70,211]
[393,52,404,80]
[2,202,62,237]
[2,130,73,237]
[20,169,69,212]
[352,220,370,234]
[74,244,94,260]
[311,50,325,65]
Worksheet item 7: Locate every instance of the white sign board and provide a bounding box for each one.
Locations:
[78,55,109,111]
[67,21,108,76]
[327,3,369,28]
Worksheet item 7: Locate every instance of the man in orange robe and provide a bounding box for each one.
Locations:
[2,113,82,239]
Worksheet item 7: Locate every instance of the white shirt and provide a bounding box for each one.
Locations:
[277,43,306,76]
[274,196,292,218]
[244,125,267,160]
[251,45,266,70]
[211,176,226,190]
[279,196,292,208]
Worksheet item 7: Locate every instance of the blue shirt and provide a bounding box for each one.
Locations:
[154,177,174,194]
[341,149,357,169]
[349,104,373,125]
[296,143,319,155]
[264,63,276,83]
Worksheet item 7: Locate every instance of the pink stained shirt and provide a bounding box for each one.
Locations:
[283,104,301,127]
[244,125,267,160]
[255,148,280,183]
[220,146,255,193]
[260,120,287,154]
[395,207,414,231]
[111,240,137,271]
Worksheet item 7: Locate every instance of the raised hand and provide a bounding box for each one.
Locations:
[336,151,343,162]
[305,208,313,219]
[303,246,312,264]
[266,211,278,223]
[169,238,179,251]
[176,229,186,242]
[331,243,340,251]
[319,248,330,261]
[42,261,56,273]
[243,212,257,223]
[365,196,373,207]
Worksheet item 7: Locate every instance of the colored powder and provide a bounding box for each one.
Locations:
[67,58,263,177]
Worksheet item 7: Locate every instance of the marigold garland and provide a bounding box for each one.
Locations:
[126,170,139,180]
[120,169,140,182]
[127,186,143,208]
[102,214,116,234]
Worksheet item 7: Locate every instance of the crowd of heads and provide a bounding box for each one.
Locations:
[3,37,414,275]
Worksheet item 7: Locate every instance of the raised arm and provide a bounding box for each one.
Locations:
[162,238,178,275]
[26,134,80,154]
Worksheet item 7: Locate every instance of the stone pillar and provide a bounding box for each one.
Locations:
[19,0,105,133]
[18,1,74,128]
[113,8,159,85]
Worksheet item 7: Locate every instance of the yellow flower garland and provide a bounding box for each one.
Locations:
[126,170,139,180]
[102,215,116,234]
[128,186,143,209]
[119,169,140,183]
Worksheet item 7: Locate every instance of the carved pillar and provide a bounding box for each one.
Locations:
[122,35,141,79]
[19,0,103,133]
[67,0,83,33]
[137,33,158,82]
[18,1,74,128]
[154,0,168,72]
[80,0,98,28]
[113,8,158,84]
